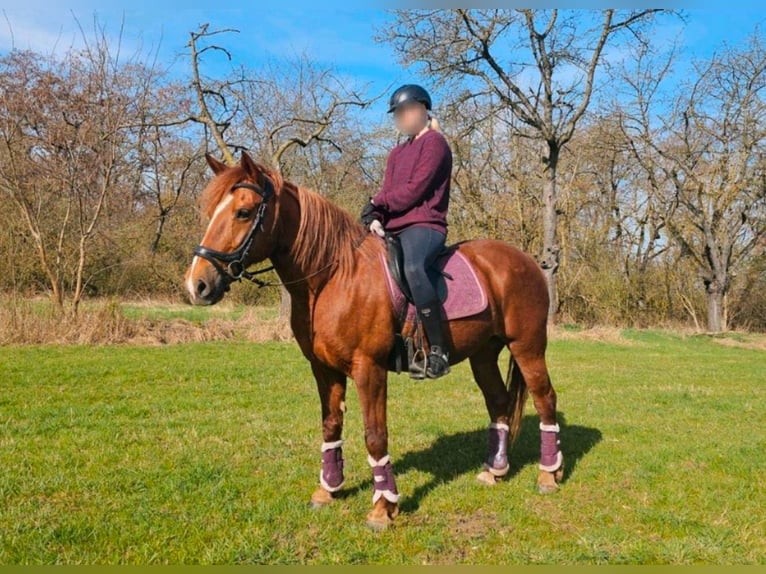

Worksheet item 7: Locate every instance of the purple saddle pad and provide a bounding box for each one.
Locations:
[380,248,488,322]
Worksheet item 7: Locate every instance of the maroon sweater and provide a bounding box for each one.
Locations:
[372,129,452,234]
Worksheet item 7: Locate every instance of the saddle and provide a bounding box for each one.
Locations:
[381,233,488,374]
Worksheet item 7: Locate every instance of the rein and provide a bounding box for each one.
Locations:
[192,180,365,290]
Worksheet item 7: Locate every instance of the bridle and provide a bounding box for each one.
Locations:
[192,180,277,287]
[192,176,368,291]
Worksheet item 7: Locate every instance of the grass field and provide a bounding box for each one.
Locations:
[0,329,764,564]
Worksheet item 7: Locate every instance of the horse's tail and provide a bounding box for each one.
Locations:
[505,355,528,446]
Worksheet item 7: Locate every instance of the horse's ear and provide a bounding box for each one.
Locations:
[240,151,276,194]
[240,151,259,177]
[205,153,228,175]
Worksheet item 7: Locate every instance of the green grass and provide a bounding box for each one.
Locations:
[0,331,764,564]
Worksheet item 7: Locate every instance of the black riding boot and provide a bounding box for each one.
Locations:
[417,300,450,379]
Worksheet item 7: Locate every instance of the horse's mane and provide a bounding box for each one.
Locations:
[199,162,368,279]
[287,181,368,279]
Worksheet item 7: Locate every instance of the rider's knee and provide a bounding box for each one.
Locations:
[403,261,425,282]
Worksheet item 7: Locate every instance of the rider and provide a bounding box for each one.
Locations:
[360,84,453,379]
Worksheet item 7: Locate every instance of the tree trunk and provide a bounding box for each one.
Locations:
[31,233,64,311]
[151,210,168,254]
[705,283,725,333]
[72,236,88,316]
[279,285,291,323]
[540,141,560,322]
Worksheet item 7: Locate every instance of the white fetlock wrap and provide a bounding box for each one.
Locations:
[484,463,510,477]
[368,454,391,467]
[319,439,344,493]
[321,439,343,452]
[485,422,510,476]
[539,450,564,473]
[539,422,563,472]
[368,454,400,504]
[319,475,344,492]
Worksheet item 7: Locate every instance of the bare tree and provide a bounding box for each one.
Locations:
[141,131,203,255]
[380,9,668,320]
[622,33,766,332]
[439,96,542,249]
[0,27,162,313]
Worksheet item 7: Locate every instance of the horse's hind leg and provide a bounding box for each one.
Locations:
[310,361,348,508]
[469,339,514,485]
[509,340,564,494]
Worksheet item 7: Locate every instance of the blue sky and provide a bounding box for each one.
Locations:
[1,3,765,117]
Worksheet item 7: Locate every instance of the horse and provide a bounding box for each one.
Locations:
[185,151,564,529]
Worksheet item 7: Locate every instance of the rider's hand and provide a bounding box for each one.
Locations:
[359,199,377,225]
[369,219,385,237]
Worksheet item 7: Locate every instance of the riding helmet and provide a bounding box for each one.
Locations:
[388,84,432,113]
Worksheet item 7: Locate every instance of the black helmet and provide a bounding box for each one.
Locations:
[387,84,432,113]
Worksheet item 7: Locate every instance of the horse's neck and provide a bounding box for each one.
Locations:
[270,252,314,299]
[268,185,326,297]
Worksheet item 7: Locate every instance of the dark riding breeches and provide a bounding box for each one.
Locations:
[396,225,446,307]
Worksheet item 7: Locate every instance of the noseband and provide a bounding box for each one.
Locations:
[192,180,275,285]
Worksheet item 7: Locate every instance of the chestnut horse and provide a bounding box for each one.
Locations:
[185,152,564,529]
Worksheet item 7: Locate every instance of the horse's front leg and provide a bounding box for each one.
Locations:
[354,358,399,529]
[310,361,348,508]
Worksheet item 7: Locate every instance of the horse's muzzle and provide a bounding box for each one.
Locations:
[186,266,230,306]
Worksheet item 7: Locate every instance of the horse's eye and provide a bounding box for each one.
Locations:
[235,208,252,220]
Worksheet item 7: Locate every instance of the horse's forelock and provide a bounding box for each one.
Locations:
[200,166,244,219]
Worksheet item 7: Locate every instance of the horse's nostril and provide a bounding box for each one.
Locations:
[196,278,208,296]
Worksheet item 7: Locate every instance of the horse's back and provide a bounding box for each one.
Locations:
[454,239,549,334]
[454,239,545,285]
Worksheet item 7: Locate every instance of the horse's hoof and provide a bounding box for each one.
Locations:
[365,499,398,530]
[476,470,499,486]
[366,514,392,531]
[310,487,334,508]
[537,482,560,495]
[537,470,561,494]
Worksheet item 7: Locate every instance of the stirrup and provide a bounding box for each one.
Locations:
[409,347,427,380]
[426,347,450,379]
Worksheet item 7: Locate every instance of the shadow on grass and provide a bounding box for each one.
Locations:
[392,411,602,513]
